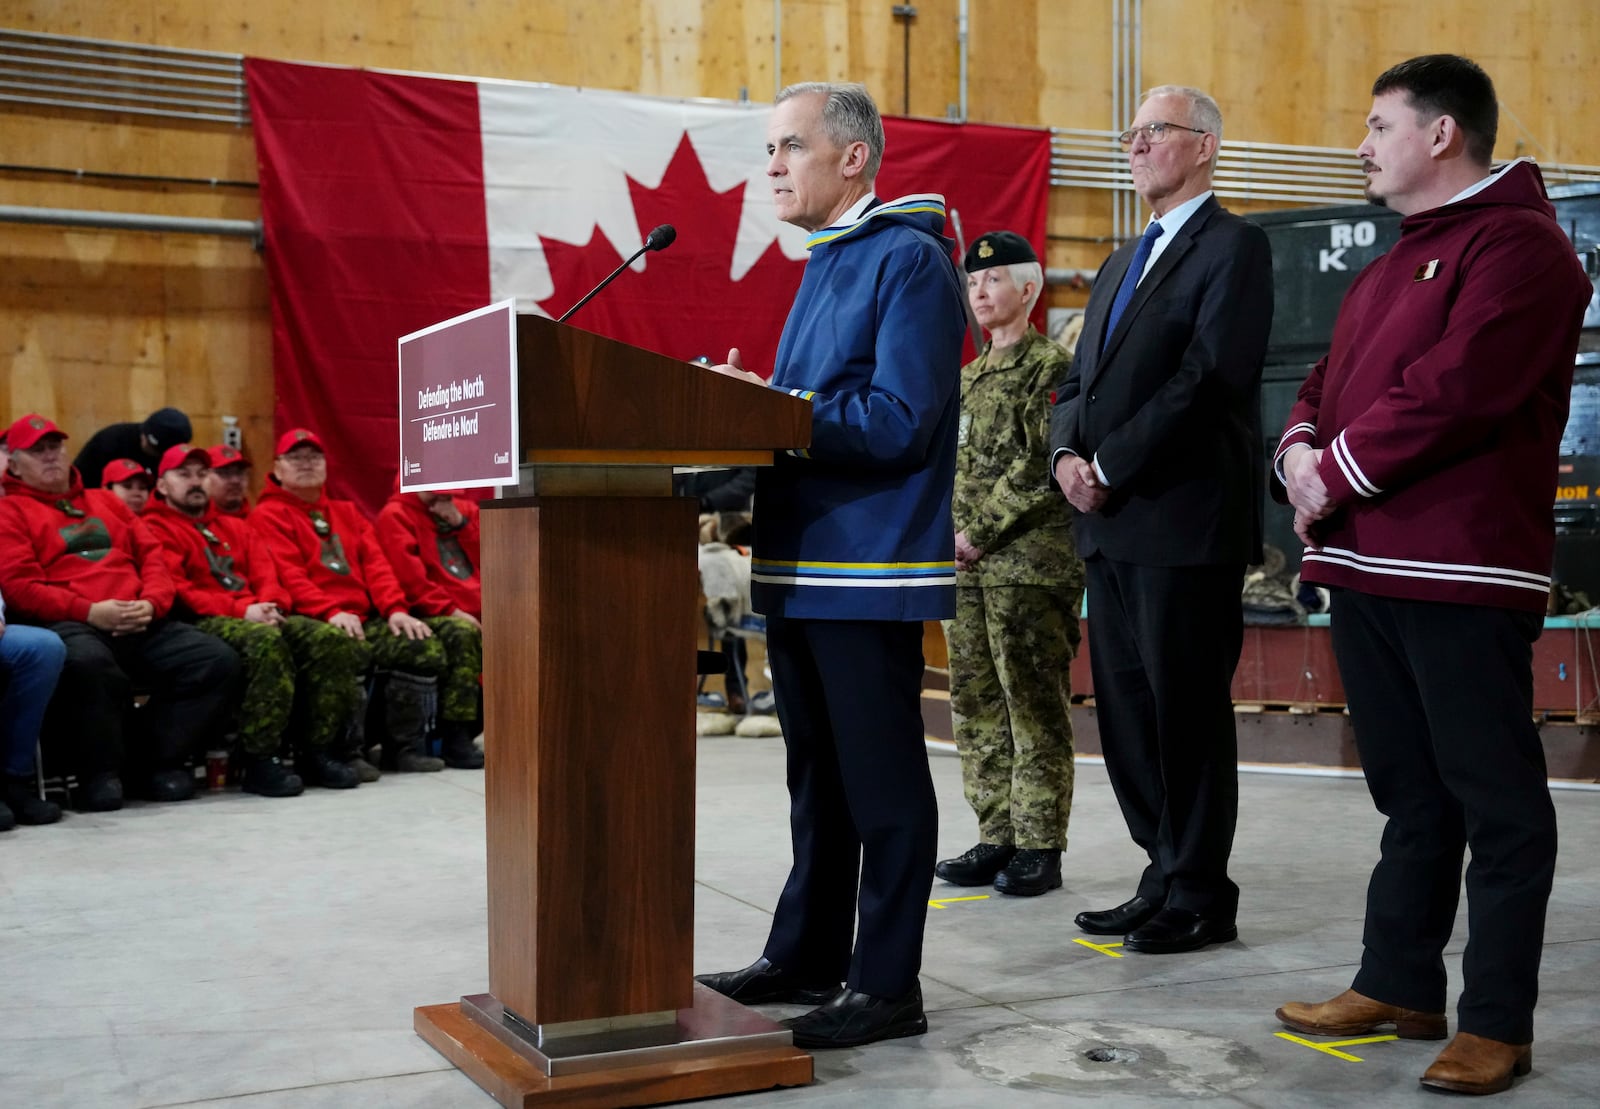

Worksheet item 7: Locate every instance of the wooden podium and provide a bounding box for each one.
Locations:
[414,315,815,1106]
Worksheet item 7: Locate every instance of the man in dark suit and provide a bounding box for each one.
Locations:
[1049,85,1272,954]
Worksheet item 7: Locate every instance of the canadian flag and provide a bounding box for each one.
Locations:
[245,59,1050,513]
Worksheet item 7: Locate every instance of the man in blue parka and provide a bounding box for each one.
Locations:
[695,81,967,1049]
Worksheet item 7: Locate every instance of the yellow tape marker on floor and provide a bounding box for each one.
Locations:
[1072,938,1125,959]
[928,895,991,910]
[1274,1031,1399,1062]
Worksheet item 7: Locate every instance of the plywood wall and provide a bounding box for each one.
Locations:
[4,0,1598,471]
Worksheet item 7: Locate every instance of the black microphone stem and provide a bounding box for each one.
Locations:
[556,242,652,325]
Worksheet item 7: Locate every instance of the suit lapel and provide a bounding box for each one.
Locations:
[1091,197,1219,381]
[1087,242,1138,360]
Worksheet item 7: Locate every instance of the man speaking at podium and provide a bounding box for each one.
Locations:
[697,81,967,1049]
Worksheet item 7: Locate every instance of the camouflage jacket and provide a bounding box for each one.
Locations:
[954,326,1082,588]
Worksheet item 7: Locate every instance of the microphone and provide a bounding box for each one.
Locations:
[557,224,677,324]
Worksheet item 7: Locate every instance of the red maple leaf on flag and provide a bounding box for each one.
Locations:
[537,134,805,377]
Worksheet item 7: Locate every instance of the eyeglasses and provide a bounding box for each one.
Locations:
[1117,121,1209,151]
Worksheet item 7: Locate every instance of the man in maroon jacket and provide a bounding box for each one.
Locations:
[250,429,482,771]
[1272,56,1592,1096]
[145,444,373,793]
[0,415,240,809]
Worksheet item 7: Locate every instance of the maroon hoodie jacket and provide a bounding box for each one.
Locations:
[1275,160,1592,612]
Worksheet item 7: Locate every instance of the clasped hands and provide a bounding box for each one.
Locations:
[1282,444,1333,548]
[87,599,155,636]
[1052,454,1109,514]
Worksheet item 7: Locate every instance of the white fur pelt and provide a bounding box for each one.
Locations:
[698,541,751,634]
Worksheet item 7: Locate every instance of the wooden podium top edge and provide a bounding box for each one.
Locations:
[524,450,777,466]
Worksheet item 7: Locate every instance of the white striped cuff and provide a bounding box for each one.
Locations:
[1330,431,1381,498]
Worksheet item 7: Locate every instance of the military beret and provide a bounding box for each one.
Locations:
[963,230,1038,273]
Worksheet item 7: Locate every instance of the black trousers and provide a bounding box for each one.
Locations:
[761,616,936,998]
[1085,556,1244,918]
[43,619,241,777]
[1332,590,1556,1044]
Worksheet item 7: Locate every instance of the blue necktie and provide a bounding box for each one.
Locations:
[1102,221,1164,351]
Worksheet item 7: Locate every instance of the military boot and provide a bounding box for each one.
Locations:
[384,670,445,772]
[298,748,359,790]
[439,720,484,769]
[3,774,62,826]
[239,754,305,798]
[337,680,381,782]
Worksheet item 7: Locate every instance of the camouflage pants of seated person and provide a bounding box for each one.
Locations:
[194,616,296,758]
[421,615,482,724]
[276,614,372,749]
[356,616,479,722]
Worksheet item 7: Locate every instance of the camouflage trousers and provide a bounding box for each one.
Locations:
[362,615,481,723]
[945,585,1081,849]
[201,615,367,753]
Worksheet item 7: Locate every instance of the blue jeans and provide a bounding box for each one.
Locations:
[0,624,67,778]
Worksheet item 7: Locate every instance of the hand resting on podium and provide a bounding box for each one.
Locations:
[704,346,768,387]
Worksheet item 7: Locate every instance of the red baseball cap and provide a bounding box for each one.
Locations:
[207,444,250,470]
[157,443,211,478]
[5,414,68,452]
[103,458,153,486]
[275,428,325,457]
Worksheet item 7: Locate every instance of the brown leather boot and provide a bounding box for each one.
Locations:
[1420,1032,1532,1095]
[1276,988,1447,1039]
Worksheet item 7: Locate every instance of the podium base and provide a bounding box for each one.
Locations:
[415,986,813,1107]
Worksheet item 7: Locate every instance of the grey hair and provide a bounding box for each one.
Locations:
[1143,84,1223,165]
[1006,261,1044,312]
[777,81,885,180]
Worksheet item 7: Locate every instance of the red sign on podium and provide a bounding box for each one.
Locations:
[397,299,519,492]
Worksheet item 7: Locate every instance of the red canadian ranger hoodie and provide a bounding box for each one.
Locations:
[1275,160,1593,613]
[142,496,291,618]
[248,480,409,620]
[375,491,481,619]
[0,470,176,622]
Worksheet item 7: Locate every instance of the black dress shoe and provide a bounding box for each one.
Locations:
[1075,895,1159,935]
[695,957,840,1005]
[1123,907,1237,954]
[783,985,927,1049]
[934,842,1016,886]
[993,849,1062,896]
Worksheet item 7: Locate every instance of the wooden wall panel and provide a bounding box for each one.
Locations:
[5,0,1600,482]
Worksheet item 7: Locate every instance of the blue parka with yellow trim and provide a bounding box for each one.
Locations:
[750,194,967,622]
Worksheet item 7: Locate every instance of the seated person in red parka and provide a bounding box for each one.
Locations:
[248,429,482,770]
[0,414,241,810]
[144,444,377,793]
[375,485,482,626]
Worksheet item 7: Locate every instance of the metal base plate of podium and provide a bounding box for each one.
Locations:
[415,984,813,1107]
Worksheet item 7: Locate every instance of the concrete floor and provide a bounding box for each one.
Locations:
[2,739,1596,1108]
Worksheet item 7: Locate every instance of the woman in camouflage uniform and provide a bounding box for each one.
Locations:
[935,231,1085,897]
